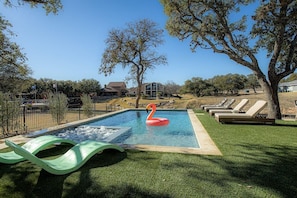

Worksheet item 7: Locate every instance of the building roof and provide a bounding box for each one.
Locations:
[279,80,297,87]
[107,82,126,88]
[102,87,119,93]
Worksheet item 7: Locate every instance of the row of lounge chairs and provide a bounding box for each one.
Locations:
[201,98,275,125]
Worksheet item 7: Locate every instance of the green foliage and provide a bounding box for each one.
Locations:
[48,92,68,124]
[24,78,101,99]
[0,16,32,94]
[81,94,93,118]
[77,79,101,94]
[182,77,214,96]
[99,19,167,108]
[0,92,22,135]
[3,0,62,14]
[181,74,247,96]
[1,0,64,94]
[211,73,247,94]
[246,73,260,93]
[161,0,297,118]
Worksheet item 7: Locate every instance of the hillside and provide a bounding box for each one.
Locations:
[106,92,297,116]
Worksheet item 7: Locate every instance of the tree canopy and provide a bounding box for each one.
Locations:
[0,16,32,93]
[161,0,297,119]
[1,0,62,94]
[3,0,62,14]
[25,78,101,99]
[99,19,167,108]
[181,73,254,96]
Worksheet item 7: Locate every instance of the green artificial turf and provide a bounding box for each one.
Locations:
[0,112,296,198]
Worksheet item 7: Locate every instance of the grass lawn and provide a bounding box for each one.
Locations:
[0,110,297,197]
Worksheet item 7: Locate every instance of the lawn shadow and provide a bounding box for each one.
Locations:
[159,143,297,197]
[32,149,127,197]
[33,149,171,198]
[0,145,127,197]
[226,143,297,197]
[274,123,297,127]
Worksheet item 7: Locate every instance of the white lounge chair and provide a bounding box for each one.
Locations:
[215,100,275,124]
[209,99,249,116]
[204,99,236,112]
[200,98,227,110]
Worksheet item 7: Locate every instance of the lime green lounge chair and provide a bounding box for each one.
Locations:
[5,139,125,175]
[0,135,76,164]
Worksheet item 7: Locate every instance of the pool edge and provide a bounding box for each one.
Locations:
[7,108,222,156]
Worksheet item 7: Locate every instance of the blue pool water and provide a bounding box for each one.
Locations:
[57,110,199,148]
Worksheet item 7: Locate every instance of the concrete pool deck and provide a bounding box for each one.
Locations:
[0,109,222,155]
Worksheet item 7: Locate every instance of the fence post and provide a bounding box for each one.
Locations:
[295,100,297,120]
[22,105,27,133]
[79,107,81,120]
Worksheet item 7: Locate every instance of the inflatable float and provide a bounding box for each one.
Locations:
[145,103,169,126]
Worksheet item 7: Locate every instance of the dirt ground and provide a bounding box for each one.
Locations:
[109,92,297,116]
[5,92,296,136]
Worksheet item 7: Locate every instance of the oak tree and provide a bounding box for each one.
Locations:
[99,19,167,108]
[161,0,297,119]
[0,16,32,93]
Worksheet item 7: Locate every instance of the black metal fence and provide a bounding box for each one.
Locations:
[0,103,122,138]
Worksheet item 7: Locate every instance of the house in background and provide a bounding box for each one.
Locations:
[127,82,165,98]
[100,82,127,96]
[143,82,165,98]
[278,80,297,92]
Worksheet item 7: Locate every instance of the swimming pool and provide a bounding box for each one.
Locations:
[54,110,199,148]
[86,110,199,148]
[28,109,221,155]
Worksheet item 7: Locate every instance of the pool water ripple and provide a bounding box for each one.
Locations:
[85,110,199,148]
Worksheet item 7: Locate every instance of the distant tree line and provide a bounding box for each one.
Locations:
[21,78,101,100]
[179,73,260,97]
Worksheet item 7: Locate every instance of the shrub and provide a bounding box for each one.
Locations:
[186,99,202,109]
[81,94,93,118]
[0,93,22,135]
[48,92,68,124]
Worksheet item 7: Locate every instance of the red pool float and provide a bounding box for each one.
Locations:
[145,103,169,126]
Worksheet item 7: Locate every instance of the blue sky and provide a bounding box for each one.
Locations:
[1,0,262,87]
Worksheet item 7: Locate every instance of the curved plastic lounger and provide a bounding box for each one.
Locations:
[5,139,125,175]
[0,135,76,164]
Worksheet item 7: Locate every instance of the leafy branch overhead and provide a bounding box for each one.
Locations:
[3,0,62,14]
[161,0,297,119]
[0,16,32,93]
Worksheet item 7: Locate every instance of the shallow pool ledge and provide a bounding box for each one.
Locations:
[26,109,129,138]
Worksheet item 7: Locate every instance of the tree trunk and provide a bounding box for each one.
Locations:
[260,79,282,119]
[135,84,142,108]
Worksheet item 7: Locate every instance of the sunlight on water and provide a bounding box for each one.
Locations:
[53,110,199,148]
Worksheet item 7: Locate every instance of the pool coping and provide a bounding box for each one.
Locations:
[0,109,222,155]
